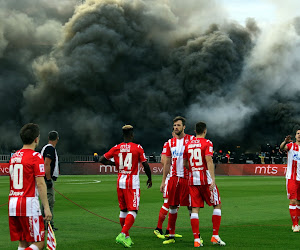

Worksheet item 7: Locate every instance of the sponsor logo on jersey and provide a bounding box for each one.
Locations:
[293,153,300,161]
[191,167,204,171]
[172,149,183,158]
[9,190,24,196]
[120,144,131,152]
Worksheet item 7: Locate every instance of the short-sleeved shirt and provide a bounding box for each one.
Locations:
[161,142,168,156]
[104,142,147,189]
[41,144,56,178]
[8,149,45,217]
[183,138,214,185]
[165,134,194,178]
[286,143,300,180]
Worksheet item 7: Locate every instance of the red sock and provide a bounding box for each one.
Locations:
[121,213,135,235]
[290,204,298,226]
[190,213,199,239]
[120,217,126,228]
[212,209,221,235]
[157,203,169,229]
[167,209,177,235]
[297,206,300,225]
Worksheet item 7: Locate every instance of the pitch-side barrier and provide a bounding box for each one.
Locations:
[0,162,288,177]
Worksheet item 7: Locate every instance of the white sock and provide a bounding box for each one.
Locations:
[18,247,25,250]
[28,244,39,250]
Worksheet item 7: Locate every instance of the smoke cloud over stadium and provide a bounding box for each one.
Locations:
[0,0,299,154]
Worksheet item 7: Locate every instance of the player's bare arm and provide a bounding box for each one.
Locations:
[280,135,292,151]
[206,155,215,191]
[99,155,116,165]
[183,158,189,170]
[142,161,152,188]
[160,157,171,193]
[44,157,52,180]
[36,176,52,222]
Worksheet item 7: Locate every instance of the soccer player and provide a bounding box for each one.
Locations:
[99,125,152,248]
[280,131,300,232]
[8,123,52,250]
[183,122,225,247]
[159,116,194,244]
[154,132,182,239]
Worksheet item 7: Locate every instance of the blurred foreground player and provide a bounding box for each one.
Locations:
[8,123,52,250]
[99,125,152,248]
[280,130,300,232]
[183,122,225,247]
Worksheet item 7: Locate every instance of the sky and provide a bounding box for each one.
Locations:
[223,0,300,28]
[224,0,276,25]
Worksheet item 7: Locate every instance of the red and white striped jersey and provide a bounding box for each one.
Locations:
[183,138,214,185]
[286,142,300,180]
[165,134,194,178]
[104,142,147,189]
[161,141,168,156]
[8,149,45,216]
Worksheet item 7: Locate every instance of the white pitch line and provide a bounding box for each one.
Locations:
[64,180,101,185]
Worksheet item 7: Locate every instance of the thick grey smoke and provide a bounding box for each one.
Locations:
[1,0,299,154]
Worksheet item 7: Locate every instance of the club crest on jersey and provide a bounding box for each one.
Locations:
[171,140,176,147]
[120,144,131,152]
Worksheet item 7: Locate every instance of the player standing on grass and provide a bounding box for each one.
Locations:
[154,132,182,239]
[99,125,152,248]
[280,130,300,232]
[183,121,225,247]
[8,123,52,250]
[159,116,194,245]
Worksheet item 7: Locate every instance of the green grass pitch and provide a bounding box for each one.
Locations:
[0,175,297,249]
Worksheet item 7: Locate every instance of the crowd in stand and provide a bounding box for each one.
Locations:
[212,144,286,164]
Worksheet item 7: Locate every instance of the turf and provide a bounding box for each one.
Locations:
[0,175,295,249]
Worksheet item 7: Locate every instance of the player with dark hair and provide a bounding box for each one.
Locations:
[280,130,300,232]
[9,123,52,250]
[41,130,59,231]
[99,125,152,248]
[183,122,225,247]
[160,116,194,244]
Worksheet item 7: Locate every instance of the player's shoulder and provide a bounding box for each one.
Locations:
[32,151,43,160]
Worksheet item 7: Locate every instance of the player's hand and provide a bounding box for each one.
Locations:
[45,179,53,189]
[147,179,152,189]
[160,183,164,193]
[285,135,292,143]
[209,180,216,191]
[44,208,52,222]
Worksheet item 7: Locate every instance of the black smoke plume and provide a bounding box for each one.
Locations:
[0,0,299,154]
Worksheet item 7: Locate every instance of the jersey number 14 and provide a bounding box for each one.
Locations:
[118,153,132,170]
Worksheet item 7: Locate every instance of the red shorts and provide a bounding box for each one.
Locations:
[167,176,189,206]
[9,215,45,242]
[286,179,300,200]
[189,185,221,208]
[117,188,140,211]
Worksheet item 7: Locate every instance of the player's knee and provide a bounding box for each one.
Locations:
[290,199,297,205]
[214,204,222,209]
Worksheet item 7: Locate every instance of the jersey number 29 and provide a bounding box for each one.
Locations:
[188,148,203,167]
